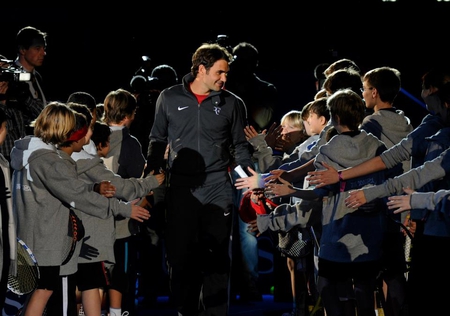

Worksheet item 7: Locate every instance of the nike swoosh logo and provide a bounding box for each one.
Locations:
[224,212,231,216]
[178,106,189,111]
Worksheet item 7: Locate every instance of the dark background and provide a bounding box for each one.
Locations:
[1,2,448,127]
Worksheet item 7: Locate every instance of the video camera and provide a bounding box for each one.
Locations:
[0,59,31,102]
[0,59,31,83]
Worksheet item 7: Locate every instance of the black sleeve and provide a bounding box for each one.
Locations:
[144,141,167,177]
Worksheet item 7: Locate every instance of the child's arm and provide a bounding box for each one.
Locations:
[266,177,320,200]
[95,181,116,198]
[388,187,450,220]
[387,188,415,214]
[129,198,151,222]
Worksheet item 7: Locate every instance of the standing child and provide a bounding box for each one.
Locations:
[359,66,413,316]
[70,109,164,316]
[101,88,146,316]
[10,102,150,316]
[258,89,391,316]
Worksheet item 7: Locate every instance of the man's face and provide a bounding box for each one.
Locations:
[201,59,229,92]
[22,43,46,68]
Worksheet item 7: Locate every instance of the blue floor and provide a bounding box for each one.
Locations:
[136,294,293,316]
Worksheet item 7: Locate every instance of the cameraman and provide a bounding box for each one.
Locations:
[0,26,47,164]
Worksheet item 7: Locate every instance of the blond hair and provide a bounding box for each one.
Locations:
[32,101,76,145]
[280,110,303,130]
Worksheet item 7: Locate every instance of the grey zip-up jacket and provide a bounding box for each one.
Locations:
[11,136,133,275]
[70,149,160,264]
[147,73,253,186]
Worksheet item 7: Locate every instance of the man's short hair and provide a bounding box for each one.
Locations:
[16,26,47,52]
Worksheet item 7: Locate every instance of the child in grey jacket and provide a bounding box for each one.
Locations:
[10,102,150,316]
[67,104,164,316]
[257,89,390,316]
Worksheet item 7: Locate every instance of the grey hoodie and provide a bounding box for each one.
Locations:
[11,136,133,275]
[360,108,413,173]
[70,149,159,264]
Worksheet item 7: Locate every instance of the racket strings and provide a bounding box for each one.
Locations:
[8,242,39,295]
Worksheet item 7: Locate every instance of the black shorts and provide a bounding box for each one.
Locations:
[108,237,136,293]
[318,258,381,281]
[37,266,61,290]
[76,262,108,291]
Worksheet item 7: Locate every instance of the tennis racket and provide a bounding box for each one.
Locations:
[7,238,39,295]
[61,209,84,266]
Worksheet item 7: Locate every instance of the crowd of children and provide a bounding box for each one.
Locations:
[1,24,449,316]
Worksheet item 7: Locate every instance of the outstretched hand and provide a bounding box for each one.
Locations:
[263,169,285,183]
[264,177,294,198]
[387,187,415,214]
[234,166,260,190]
[264,122,282,150]
[97,181,116,198]
[129,198,151,222]
[307,161,339,188]
[146,169,165,186]
[344,189,367,208]
[278,130,308,153]
[244,125,263,141]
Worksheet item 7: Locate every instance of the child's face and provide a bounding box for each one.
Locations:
[303,120,313,136]
[72,138,85,153]
[124,112,136,128]
[307,112,325,135]
[97,136,110,158]
[281,120,302,135]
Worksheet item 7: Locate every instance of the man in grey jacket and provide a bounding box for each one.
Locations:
[145,43,253,316]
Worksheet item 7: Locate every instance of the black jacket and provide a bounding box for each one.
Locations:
[147,73,253,186]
